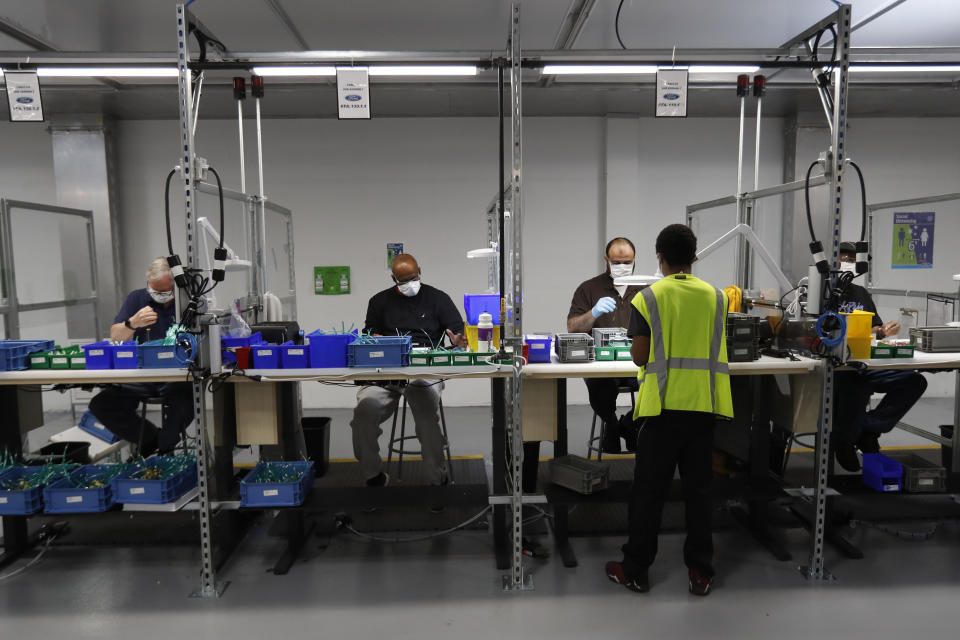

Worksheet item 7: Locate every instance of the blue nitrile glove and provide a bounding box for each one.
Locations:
[591,296,617,318]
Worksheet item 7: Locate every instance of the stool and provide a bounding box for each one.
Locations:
[137,396,167,457]
[587,385,636,461]
[386,396,453,483]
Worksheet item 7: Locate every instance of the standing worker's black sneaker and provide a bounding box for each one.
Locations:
[834,443,861,472]
[601,421,621,454]
[604,561,650,593]
[365,472,389,487]
[619,414,640,452]
[688,569,714,596]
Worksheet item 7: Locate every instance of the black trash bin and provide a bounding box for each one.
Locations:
[302,417,330,477]
[28,441,92,465]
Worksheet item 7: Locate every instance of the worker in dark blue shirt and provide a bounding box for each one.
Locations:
[89,258,192,456]
[352,253,467,487]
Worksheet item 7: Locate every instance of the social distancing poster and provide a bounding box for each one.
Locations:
[892,211,934,269]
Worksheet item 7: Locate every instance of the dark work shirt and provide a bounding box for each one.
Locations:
[837,283,883,326]
[114,288,176,343]
[567,272,643,330]
[364,283,465,348]
[628,307,651,338]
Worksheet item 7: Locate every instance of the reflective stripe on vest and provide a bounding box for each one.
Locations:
[640,285,729,412]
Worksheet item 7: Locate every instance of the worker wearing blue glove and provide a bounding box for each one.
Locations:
[567,237,645,453]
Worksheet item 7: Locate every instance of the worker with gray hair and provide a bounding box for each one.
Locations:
[88,257,192,456]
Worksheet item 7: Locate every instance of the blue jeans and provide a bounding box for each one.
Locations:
[834,370,928,445]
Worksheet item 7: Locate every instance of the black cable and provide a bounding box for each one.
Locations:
[164,169,176,255]
[207,166,226,248]
[804,160,822,242]
[846,159,868,242]
[615,0,628,50]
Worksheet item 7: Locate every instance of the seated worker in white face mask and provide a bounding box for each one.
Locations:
[567,237,645,453]
[832,241,927,471]
[88,258,194,456]
[350,253,468,488]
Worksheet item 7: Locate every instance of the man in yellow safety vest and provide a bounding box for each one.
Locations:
[605,223,733,597]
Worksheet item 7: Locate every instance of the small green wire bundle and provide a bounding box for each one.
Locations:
[68,465,129,489]
[0,462,76,491]
[131,454,195,481]
[249,462,304,484]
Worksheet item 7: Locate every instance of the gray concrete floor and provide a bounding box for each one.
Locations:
[2,398,959,638]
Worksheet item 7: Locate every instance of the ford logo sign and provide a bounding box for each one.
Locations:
[16,97,34,104]
[663,93,681,100]
[344,94,362,102]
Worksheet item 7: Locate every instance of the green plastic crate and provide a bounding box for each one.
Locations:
[48,353,71,369]
[475,351,497,365]
[595,346,615,361]
[69,354,86,369]
[429,351,453,366]
[409,352,432,366]
[451,352,475,366]
[894,344,916,358]
[614,347,633,361]
[871,344,896,358]
[28,352,51,369]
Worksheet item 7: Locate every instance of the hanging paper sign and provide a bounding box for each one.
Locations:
[337,68,371,119]
[655,69,688,117]
[5,71,44,122]
[892,211,935,268]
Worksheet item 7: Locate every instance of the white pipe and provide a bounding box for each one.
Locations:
[754,96,762,191]
[736,97,745,196]
[255,96,267,305]
[237,100,246,195]
[696,223,794,293]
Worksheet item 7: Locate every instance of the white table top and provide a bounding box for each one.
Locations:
[234,364,514,382]
[521,354,821,379]
[850,350,960,371]
[0,368,191,386]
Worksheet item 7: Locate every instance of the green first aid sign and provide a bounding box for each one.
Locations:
[314,266,350,295]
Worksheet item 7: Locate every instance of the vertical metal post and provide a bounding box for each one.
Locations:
[0,201,19,339]
[802,3,851,582]
[754,97,762,192]
[237,101,246,195]
[501,2,531,592]
[254,93,268,318]
[177,3,226,598]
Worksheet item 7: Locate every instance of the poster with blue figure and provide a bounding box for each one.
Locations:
[891,212,934,268]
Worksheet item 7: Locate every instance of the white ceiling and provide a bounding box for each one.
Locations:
[1,0,959,118]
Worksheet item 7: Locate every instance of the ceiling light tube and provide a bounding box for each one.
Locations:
[686,66,760,74]
[34,67,179,77]
[543,64,658,75]
[850,65,960,72]
[252,65,476,77]
[252,66,336,76]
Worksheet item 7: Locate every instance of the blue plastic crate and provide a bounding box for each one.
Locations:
[77,410,120,444]
[114,460,198,504]
[347,336,412,367]
[304,331,356,368]
[139,339,194,368]
[82,341,137,370]
[0,466,58,515]
[464,294,501,325]
[524,334,553,363]
[279,341,310,369]
[221,331,264,364]
[251,344,282,369]
[240,461,315,507]
[0,339,56,371]
[43,464,123,513]
[862,453,903,492]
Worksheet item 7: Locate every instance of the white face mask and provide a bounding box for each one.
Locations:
[839,261,857,274]
[609,262,634,279]
[397,279,421,297]
[148,286,175,304]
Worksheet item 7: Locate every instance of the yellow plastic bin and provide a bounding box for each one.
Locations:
[465,325,500,352]
[842,310,874,359]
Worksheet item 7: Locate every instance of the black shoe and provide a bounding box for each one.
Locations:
[365,472,389,487]
[835,443,861,472]
[605,561,650,593]
[857,433,881,454]
[601,421,621,454]
[688,568,714,596]
[619,414,639,452]
[523,537,550,559]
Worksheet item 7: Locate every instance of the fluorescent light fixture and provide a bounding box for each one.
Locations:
[252,65,476,77]
[35,67,178,77]
[368,65,476,76]
[687,65,759,74]
[850,65,960,73]
[252,66,335,77]
[543,64,658,75]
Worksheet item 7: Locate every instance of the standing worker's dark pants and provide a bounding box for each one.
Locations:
[89,382,193,456]
[834,370,928,446]
[621,409,716,579]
